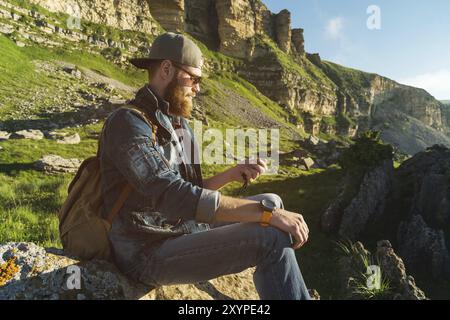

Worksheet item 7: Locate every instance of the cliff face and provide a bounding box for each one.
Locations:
[29,0,160,35]
[21,0,450,153]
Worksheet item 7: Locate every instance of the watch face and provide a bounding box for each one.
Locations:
[261,199,277,211]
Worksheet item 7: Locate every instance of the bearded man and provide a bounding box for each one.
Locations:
[100,32,311,300]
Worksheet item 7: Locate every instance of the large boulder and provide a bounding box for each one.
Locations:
[34,154,82,174]
[10,129,44,140]
[398,215,450,281]
[339,159,394,239]
[394,145,450,281]
[0,242,259,300]
[321,159,394,237]
[376,240,427,300]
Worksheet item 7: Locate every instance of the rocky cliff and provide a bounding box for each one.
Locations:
[29,0,161,34]
[322,145,450,296]
[10,0,449,153]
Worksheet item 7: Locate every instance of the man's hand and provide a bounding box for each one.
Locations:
[269,208,309,250]
[229,158,268,184]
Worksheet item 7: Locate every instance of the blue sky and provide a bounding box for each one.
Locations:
[262,0,450,100]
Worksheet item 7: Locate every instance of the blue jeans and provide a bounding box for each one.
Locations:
[133,193,311,300]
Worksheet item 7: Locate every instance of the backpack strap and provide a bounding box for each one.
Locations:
[100,105,159,225]
[120,105,158,144]
[107,183,133,224]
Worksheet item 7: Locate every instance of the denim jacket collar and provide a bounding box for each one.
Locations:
[131,85,175,145]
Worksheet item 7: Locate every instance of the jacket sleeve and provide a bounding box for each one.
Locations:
[103,109,220,223]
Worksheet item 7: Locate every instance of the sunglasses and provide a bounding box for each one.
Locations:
[171,61,202,85]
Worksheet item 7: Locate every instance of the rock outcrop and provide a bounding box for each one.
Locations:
[215,0,256,59]
[185,0,219,49]
[10,129,44,140]
[146,0,185,32]
[338,159,394,240]
[398,215,450,282]
[34,154,82,174]
[375,240,427,300]
[394,145,450,281]
[327,145,450,292]
[275,9,291,54]
[321,159,394,237]
[0,242,259,300]
[338,240,427,300]
[28,0,160,35]
[291,28,304,56]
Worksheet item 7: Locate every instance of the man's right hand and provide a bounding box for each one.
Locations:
[269,208,309,250]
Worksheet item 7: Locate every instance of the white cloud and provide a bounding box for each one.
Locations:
[399,69,450,100]
[325,17,344,39]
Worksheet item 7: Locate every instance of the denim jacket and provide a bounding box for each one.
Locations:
[99,85,220,270]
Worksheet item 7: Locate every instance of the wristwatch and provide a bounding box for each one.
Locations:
[260,199,277,227]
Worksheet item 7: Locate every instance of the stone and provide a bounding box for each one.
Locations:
[10,129,44,140]
[62,64,82,79]
[0,242,259,300]
[14,40,26,47]
[0,23,14,35]
[375,240,427,300]
[308,289,320,300]
[34,154,82,174]
[56,133,81,145]
[0,131,10,140]
[307,135,320,146]
[393,145,450,281]
[338,160,394,240]
[398,215,450,281]
[301,157,315,170]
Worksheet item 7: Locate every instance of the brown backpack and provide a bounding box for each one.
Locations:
[58,106,157,261]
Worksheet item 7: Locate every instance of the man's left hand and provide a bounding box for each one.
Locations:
[229,158,268,184]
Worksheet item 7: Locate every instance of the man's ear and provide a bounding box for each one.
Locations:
[160,60,173,81]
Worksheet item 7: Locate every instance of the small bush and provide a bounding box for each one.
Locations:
[338,131,393,170]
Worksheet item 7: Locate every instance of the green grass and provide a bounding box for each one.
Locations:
[0,34,145,118]
[254,35,335,89]
[336,239,392,299]
[320,61,376,94]
[0,171,72,247]
[0,124,100,247]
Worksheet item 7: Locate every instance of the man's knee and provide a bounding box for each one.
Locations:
[261,226,292,252]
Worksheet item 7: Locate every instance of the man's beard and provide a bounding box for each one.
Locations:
[164,77,193,118]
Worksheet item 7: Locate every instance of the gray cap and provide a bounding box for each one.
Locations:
[130,32,204,69]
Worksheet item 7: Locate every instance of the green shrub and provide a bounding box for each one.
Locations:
[338,131,393,170]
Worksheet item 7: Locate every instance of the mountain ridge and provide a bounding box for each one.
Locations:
[20,0,450,154]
